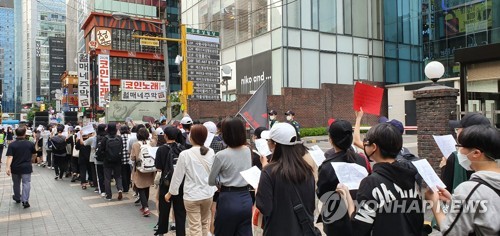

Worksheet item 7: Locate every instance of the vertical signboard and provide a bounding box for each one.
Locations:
[186,28,221,100]
[78,53,90,107]
[49,37,66,99]
[98,54,110,107]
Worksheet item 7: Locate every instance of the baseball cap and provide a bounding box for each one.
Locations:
[155,127,164,135]
[181,116,193,125]
[378,116,404,134]
[268,110,277,115]
[75,125,82,131]
[284,110,295,116]
[260,123,299,145]
[449,113,490,129]
[203,121,217,134]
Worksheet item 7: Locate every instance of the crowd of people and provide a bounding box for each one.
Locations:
[1,110,499,236]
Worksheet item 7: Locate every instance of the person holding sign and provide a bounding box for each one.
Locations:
[425,125,500,236]
[316,120,369,236]
[338,123,424,236]
[256,123,319,236]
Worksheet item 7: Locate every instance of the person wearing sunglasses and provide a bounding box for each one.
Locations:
[425,125,500,235]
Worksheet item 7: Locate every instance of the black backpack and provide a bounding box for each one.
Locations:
[162,143,185,188]
[95,135,105,162]
[104,135,123,164]
[50,135,67,156]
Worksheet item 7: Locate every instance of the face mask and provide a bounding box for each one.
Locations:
[363,146,375,161]
[457,151,473,171]
[286,116,292,121]
[269,115,276,120]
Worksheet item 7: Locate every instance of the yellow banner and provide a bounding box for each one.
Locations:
[445,1,493,34]
[140,39,160,47]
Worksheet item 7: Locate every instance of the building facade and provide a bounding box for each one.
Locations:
[0,1,15,113]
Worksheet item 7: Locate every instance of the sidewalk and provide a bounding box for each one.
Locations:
[0,161,160,236]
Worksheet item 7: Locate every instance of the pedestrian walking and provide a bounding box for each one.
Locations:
[50,124,68,180]
[0,127,5,162]
[6,126,14,146]
[94,124,107,195]
[77,130,93,190]
[154,126,186,236]
[426,125,500,235]
[120,125,132,193]
[5,127,37,208]
[130,127,156,216]
[98,123,124,201]
[208,118,253,236]
[166,125,216,236]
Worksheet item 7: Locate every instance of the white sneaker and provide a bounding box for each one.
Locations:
[101,193,106,197]
[50,167,54,170]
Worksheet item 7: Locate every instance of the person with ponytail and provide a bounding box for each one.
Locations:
[165,124,216,236]
[316,120,369,236]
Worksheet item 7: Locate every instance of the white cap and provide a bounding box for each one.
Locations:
[203,121,217,134]
[181,116,193,125]
[75,125,82,130]
[260,123,299,146]
[155,127,164,135]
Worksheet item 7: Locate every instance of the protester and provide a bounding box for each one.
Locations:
[51,124,68,180]
[130,127,155,216]
[0,127,5,162]
[6,126,14,146]
[5,127,37,208]
[256,122,317,236]
[441,112,491,193]
[426,125,500,235]
[166,124,216,236]
[120,125,132,193]
[43,125,53,168]
[208,118,253,236]
[67,126,80,182]
[250,127,268,170]
[317,120,369,236]
[180,116,193,148]
[338,123,424,235]
[35,130,44,165]
[94,124,107,195]
[154,126,186,236]
[155,127,167,146]
[99,123,124,201]
[78,129,93,190]
[203,121,225,154]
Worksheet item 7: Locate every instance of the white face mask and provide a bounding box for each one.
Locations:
[286,115,292,121]
[457,151,473,171]
[269,115,276,120]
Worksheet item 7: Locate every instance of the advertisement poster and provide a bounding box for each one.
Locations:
[236,51,273,94]
[107,101,166,122]
[98,54,110,107]
[121,80,166,101]
[78,53,90,107]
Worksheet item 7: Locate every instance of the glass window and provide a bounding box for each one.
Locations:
[399,60,411,83]
[253,0,269,37]
[319,0,336,33]
[302,50,319,88]
[288,49,301,88]
[286,0,300,28]
[373,57,383,82]
[222,0,236,47]
[352,0,368,37]
[343,0,352,34]
[384,0,397,42]
[272,49,282,95]
[236,0,251,42]
[270,0,282,29]
[337,54,353,84]
[320,52,336,84]
[385,59,398,84]
[371,0,382,39]
[301,0,312,30]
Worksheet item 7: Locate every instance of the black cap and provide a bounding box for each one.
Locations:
[254,127,267,139]
[285,110,295,116]
[268,110,277,115]
[449,113,490,129]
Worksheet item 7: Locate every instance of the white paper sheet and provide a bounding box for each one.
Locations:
[330,162,369,190]
[240,166,262,189]
[148,147,159,159]
[308,145,325,167]
[433,135,457,158]
[82,125,95,135]
[255,139,272,156]
[204,132,215,148]
[412,159,446,192]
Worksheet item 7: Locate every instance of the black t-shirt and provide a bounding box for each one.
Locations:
[7,139,36,174]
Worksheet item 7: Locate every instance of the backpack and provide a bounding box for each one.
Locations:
[105,135,123,164]
[95,135,105,162]
[50,135,67,156]
[162,143,186,188]
[136,141,156,173]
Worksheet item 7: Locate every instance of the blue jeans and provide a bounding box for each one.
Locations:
[12,173,31,203]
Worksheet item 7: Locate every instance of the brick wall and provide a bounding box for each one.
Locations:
[189,82,386,128]
[414,85,459,174]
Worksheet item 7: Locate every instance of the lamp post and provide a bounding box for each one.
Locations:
[112,12,178,121]
[424,61,445,84]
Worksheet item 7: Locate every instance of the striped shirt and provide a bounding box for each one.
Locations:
[121,134,130,165]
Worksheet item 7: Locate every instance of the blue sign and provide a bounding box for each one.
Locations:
[36,96,44,102]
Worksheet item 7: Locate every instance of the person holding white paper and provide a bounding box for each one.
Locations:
[316,120,369,236]
[338,123,424,236]
[426,125,500,236]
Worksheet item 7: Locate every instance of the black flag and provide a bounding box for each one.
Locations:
[237,81,268,130]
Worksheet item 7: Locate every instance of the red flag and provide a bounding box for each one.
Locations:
[353,82,384,116]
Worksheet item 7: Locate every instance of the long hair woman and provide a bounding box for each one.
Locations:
[130,127,155,216]
[256,123,316,236]
[166,125,216,236]
[208,118,253,236]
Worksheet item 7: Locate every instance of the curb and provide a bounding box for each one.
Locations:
[303,139,328,144]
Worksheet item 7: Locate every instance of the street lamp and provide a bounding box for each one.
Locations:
[424,61,445,84]
[111,12,172,121]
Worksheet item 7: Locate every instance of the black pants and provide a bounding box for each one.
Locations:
[156,183,186,236]
[46,150,52,166]
[53,155,67,178]
[71,156,79,174]
[90,162,97,185]
[121,164,132,192]
[104,165,123,197]
[79,155,91,183]
[138,187,150,208]
[0,145,4,160]
[215,190,253,236]
[96,164,105,193]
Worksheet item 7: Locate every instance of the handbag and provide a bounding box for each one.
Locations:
[290,184,322,236]
[72,136,80,158]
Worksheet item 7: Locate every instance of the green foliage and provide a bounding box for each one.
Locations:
[300,127,328,137]
[27,107,40,122]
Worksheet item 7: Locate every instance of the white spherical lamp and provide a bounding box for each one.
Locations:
[424,61,445,83]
